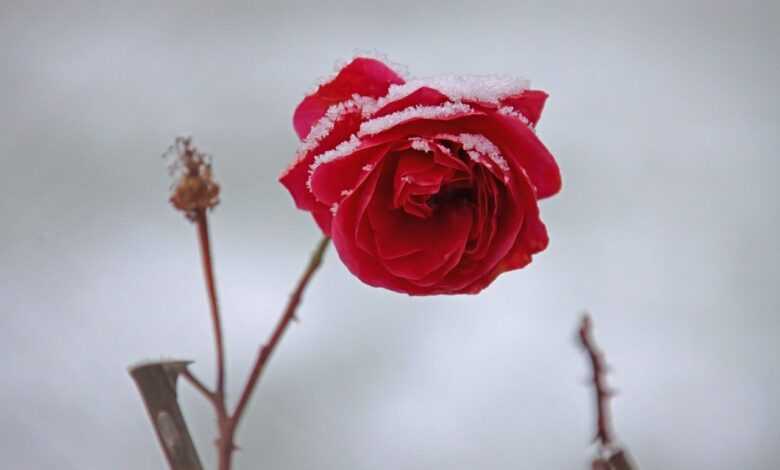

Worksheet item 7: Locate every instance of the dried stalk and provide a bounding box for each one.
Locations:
[578,314,638,470]
[129,360,204,470]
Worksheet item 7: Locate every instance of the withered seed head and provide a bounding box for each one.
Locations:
[165,137,220,221]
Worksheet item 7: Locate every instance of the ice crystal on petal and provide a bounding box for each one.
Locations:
[410,137,432,153]
[350,49,410,78]
[359,103,473,136]
[306,135,362,190]
[456,133,510,173]
[498,106,534,130]
[370,75,529,115]
[297,95,375,155]
[435,143,452,155]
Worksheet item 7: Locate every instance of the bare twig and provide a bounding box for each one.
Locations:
[194,208,227,402]
[129,361,204,470]
[578,314,614,447]
[577,314,637,469]
[181,368,217,403]
[232,236,330,429]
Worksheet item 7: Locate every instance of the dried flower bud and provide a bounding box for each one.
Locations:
[592,459,611,470]
[165,137,220,220]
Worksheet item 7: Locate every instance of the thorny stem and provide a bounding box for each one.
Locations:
[185,234,330,470]
[181,368,217,404]
[193,208,232,470]
[231,236,330,430]
[577,315,637,469]
[578,314,615,448]
[195,208,227,402]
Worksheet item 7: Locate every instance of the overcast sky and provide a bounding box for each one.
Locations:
[1,1,778,469]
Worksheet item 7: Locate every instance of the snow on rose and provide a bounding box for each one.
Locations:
[280,57,561,295]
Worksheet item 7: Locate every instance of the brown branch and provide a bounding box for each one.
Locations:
[181,368,217,403]
[129,360,204,470]
[194,208,227,402]
[578,314,615,447]
[578,314,638,470]
[231,236,330,429]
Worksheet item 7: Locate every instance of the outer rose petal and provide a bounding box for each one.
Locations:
[487,112,561,199]
[308,141,391,205]
[331,163,418,293]
[444,112,562,199]
[293,58,405,140]
[280,110,363,234]
[371,86,450,118]
[499,89,548,127]
[461,196,549,293]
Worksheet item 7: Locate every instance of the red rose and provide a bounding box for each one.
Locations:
[281,57,561,295]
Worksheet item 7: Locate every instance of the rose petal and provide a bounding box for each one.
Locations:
[293,58,405,140]
[376,204,472,281]
[308,141,391,205]
[280,110,363,212]
[371,86,450,118]
[367,161,472,279]
[332,164,420,293]
[462,206,549,293]
[458,113,562,199]
[499,89,548,127]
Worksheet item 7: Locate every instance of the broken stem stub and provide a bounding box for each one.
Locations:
[129,360,204,470]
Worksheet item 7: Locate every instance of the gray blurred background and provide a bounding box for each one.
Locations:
[1,1,778,469]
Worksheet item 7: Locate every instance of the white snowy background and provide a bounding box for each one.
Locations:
[1,1,778,469]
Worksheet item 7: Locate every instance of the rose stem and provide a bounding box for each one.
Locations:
[233,235,330,423]
[577,314,615,448]
[194,208,227,401]
[190,235,330,470]
[191,207,233,470]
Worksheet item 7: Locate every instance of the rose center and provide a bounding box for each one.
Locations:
[427,182,475,209]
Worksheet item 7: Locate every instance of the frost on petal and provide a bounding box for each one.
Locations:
[435,132,510,177]
[293,57,406,140]
[294,58,405,140]
[365,86,450,118]
[456,133,510,173]
[481,113,562,199]
[372,75,529,113]
[281,105,363,213]
[308,135,363,184]
[287,99,364,174]
[410,137,432,153]
[498,106,533,130]
[349,49,410,79]
[499,89,548,128]
[359,102,474,136]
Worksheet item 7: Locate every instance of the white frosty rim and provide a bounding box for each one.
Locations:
[281,95,376,179]
[305,102,476,189]
[359,102,474,136]
[432,132,511,180]
[498,105,535,131]
[325,132,512,216]
[306,52,409,97]
[362,75,529,116]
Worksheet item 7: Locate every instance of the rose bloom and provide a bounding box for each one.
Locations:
[281,57,561,295]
